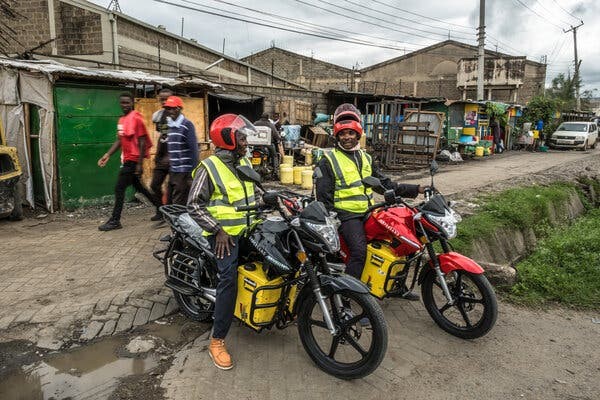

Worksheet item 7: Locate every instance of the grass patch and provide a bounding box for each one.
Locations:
[507,208,600,308]
[450,182,577,254]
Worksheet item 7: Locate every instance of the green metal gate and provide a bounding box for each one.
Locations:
[54,83,126,209]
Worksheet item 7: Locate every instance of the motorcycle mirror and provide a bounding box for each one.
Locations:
[430,160,439,176]
[236,165,263,189]
[312,166,323,180]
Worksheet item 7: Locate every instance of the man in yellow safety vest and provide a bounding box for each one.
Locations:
[187,114,256,370]
[316,104,425,300]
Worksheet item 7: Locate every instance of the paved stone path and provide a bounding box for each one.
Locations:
[0,210,175,348]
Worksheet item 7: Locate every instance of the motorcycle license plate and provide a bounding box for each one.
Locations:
[251,157,262,165]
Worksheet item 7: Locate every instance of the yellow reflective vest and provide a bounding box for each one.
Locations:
[323,149,373,214]
[200,155,255,236]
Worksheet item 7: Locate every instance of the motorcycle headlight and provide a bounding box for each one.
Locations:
[426,209,461,239]
[304,217,340,252]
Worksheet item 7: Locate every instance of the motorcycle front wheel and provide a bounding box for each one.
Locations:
[421,270,497,339]
[297,290,388,380]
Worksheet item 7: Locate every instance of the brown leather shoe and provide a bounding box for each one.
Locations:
[208,338,233,370]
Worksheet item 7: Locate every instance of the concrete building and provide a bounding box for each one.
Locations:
[244,41,547,104]
[3,0,305,88]
[241,47,354,91]
[3,0,332,117]
[360,41,546,103]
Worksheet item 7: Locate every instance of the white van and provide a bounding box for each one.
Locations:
[547,121,598,150]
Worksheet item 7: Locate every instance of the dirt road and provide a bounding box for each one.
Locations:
[1,148,599,400]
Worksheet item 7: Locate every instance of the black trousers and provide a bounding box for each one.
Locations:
[150,167,169,206]
[339,217,367,279]
[169,172,192,206]
[110,161,160,221]
[208,235,239,339]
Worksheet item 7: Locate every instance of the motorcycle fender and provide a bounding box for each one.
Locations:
[319,274,370,296]
[436,252,485,274]
[292,274,370,315]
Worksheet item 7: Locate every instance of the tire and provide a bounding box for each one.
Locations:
[166,239,215,323]
[421,269,497,339]
[172,290,214,322]
[592,139,597,149]
[297,289,388,380]
[8,185,23,221]
[578,140,588,151]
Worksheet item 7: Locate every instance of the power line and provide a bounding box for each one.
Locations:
[532,0,572,26]
[294,0,443,43]
[513,0,565,30]
[338,0,476,40]
[367,0,476,30]
[202,0,417,48]
[151,0,420,51]
[550,0,583,22]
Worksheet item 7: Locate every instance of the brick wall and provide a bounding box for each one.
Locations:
[56,2,103,55]
[243,48,352,91]
[3,0,53,55]
[224,84,328,115]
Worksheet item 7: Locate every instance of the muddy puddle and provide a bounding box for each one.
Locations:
[0,319,198,400]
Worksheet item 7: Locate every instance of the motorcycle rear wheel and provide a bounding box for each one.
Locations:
[421,270,497,339]
[166,241,215,323]
[297,289,388,380]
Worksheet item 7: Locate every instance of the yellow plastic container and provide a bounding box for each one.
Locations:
[475,146,484,157]
[283,155,294,166]
[304,152,313,166]
[280,167,293,184]
[301,169,313,189]
[361,242,406,299]
[463,127,476,135]
[234,262,283,330]
[293,166,304,185]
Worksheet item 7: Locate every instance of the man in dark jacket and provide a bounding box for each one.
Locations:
[316,103,424,300]
[150,88,173,221]
[164,96,199,205]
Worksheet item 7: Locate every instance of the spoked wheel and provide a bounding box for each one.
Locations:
[297,290,387,380]
[421,270,497,339]
[166,241,215,323]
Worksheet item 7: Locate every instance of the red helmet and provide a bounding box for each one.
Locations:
[333,103,362,137]
[209,114,256,150]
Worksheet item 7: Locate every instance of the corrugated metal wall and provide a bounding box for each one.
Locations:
[54,83,125,209]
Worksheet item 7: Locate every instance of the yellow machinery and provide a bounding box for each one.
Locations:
[0,118,23,220]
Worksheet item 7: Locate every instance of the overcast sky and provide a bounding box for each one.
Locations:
[92,0,599,95]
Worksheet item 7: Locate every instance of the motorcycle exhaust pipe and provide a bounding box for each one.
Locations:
[198,286,216,303]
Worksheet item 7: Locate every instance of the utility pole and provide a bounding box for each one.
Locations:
[564,22,584,110]
[181,17,184,37]
[477,0,485,101]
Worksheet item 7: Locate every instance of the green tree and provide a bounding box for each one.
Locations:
[522,95,559,132]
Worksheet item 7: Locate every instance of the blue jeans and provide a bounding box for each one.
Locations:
[208,235,239,339]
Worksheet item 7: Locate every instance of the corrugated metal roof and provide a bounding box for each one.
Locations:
[0,57,221,88]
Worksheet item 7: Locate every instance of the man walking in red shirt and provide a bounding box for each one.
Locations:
[97,93,160,231]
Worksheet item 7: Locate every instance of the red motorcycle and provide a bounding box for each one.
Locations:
[339,162,497,339]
